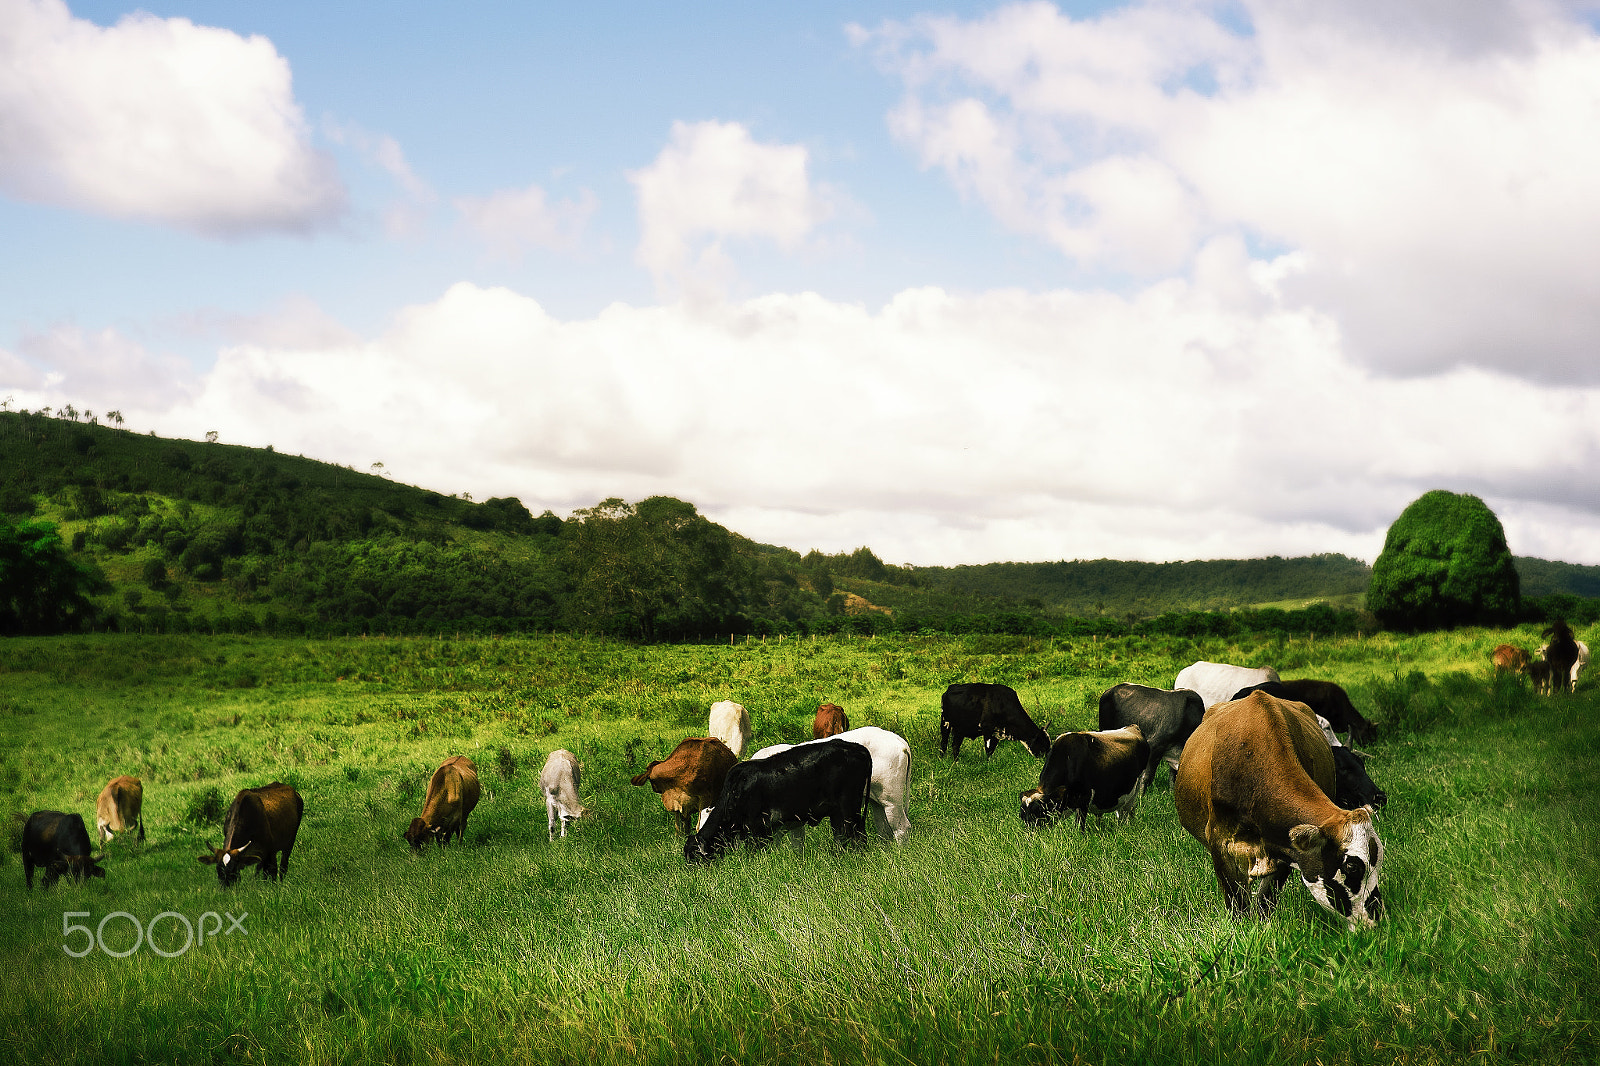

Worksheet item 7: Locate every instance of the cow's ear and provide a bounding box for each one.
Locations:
[1289,824,1326,852]
[198,853,219,865]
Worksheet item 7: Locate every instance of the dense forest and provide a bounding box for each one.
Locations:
[2,410,1596,638]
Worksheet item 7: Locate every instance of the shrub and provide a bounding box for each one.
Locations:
[185,786,226,825]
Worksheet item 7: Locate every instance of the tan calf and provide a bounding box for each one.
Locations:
[403,755,481,848]
[96,775,145,844]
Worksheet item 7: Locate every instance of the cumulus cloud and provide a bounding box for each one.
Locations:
[629,120,832,300]
[0,0,344,235]
[455,183,599,259]
[15,268,1600,565]
[858,0,1600,382]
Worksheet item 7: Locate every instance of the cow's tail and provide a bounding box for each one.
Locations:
[137,816,145,843]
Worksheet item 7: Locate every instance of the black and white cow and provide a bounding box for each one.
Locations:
[939,683,1050,759]
[1097,683,1205,790]
[22,811,105,888]
[685,739,870,864]
[1020,725,1150,830]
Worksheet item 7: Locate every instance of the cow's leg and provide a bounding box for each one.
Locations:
[279,845,292,880]
[261,853,279,881]
[1254,865,1292,918]
[948,731,962,759]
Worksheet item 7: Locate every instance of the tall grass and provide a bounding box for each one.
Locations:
[0,628,1595,1064]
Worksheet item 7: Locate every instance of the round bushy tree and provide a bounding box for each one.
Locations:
[1367,490,1520,630]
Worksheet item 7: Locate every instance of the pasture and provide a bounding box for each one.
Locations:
[0,628,1596,1065]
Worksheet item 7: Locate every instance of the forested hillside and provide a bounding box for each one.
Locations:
[2,410,1594,637]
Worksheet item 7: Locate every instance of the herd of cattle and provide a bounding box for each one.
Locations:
[19,637,1588,932]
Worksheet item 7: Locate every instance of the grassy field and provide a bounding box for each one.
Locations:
[0,627,1596,1065]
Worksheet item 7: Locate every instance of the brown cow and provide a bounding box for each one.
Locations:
[630,737,737,835]
[813,703,849,739]
[1175,691,1385,930]
[96,775,145,844]
[197,782,304,886]
[1491,644,1530,676]
[403,755,481,848]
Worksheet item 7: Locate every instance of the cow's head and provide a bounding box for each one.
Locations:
[1331,747,1387,810]
[1291,809,1385,930]
[402,818,442,849]
[58,853,107,882]
[198,839,254,885]
[1019,788,1057,826]
[683,829,721,865]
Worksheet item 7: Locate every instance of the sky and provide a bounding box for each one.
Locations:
[4,0,1600,568]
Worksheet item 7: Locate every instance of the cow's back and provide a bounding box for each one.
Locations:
[1175,661,1282,709]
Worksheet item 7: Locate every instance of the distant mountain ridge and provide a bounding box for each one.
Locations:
[2,410,1594,635]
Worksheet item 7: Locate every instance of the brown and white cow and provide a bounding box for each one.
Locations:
[813,703,849,739]
[96,775,145,844]
[631,737,738,835]
[1175,691,1385,931]
[198,782,304,886]
[403,755,481,848]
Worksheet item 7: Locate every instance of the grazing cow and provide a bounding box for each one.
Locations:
[1175,691,1385,930]
[701,726,913,842]
[939,683,1051,759]
[403,755,481,848]
[1491,644,1531,676]
[813,703,849,739]
[708,700,752,758]
[198,782,304,886]
[22,811,105,888]
[1175,661,1281,709]
[1097,684,1205,790]
[1020,726,1150,830]
[631,737,738,835]
[685,739,870,863]
[1229,679,1378,744]
[1537,633,1588,693]
[1541,621,1582,694]
[1329,745,1387,811]
[540,750,587,841]
[1526,659,1558,695]
[96,775,145,844]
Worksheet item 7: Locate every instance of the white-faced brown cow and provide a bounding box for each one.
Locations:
[403,755,481,848]
[198,782,304,886]
[630,737,738,835]
[813,703,849,739]
[96,775,145,844]
[1175,691,1384,930]
[540,749,588,841]
[708,700,753,758]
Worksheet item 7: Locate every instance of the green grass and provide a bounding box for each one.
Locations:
[0,629,1596,1064]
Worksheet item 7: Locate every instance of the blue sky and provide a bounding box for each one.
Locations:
[5,0,1600,566]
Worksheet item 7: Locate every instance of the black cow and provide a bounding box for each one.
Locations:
[1230,679,1378,744]
[939,683,1050,759]
[1542,620,1581,694]
[22,811,105,888]
[197,782,304,886]
[1020,726,1150,829]
[1330,746,1387,810]
[1097,683,1205,790]
[685,739,870,864]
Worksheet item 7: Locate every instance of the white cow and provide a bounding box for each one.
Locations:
[1174,661,1282,709]
[1537,639,1589,691]
[708,700,753,758]
[540,750,587,841]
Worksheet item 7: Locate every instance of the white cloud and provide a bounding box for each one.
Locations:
[629,120,832,300]
[455,183,598,259]
[15,269,1600,565]
[0,0,344,235]
[860,0,1600,382]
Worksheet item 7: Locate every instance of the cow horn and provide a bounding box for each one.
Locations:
[1351,748,1372,759]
